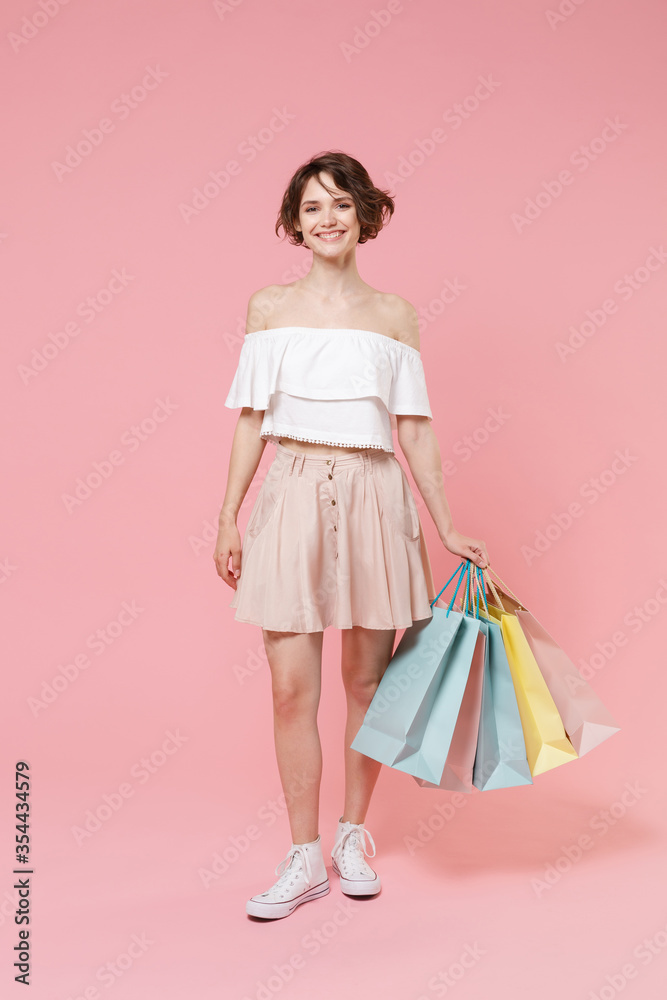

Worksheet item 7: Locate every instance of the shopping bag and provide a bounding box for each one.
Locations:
[434,568,532,792]
[472,616,534,791]
[481,570,578,776]
[483,568,620,756]
[351,562,481,785]
[394,561,530,792]
[413,624,486,792]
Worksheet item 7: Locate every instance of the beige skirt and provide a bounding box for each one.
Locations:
[228,441,436,632]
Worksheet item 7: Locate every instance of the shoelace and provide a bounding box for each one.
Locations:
[272,843,313,890]
[332,825,376,876]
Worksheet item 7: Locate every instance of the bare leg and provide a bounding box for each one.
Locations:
[340,626,396,824]
[262,628,324,845]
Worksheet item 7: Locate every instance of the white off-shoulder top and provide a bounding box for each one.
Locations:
[224,327,433,453]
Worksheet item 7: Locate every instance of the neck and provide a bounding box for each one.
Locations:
[300,247,365,299]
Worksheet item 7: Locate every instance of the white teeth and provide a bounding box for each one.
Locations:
[317,232,343,239]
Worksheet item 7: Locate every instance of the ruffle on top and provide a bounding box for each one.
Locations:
[224,327,433,452]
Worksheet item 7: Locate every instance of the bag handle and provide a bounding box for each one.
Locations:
[480,566,507,613]
[462,560,475,617]
[446,560,471,617]
[432,559,489,619]
[430,559,470,617]
[430,559,524,621]
[483,565,526,610]
[464,564,492,620]
[459,561,477,618]
[472,564,490,619]
[430,561,465,608]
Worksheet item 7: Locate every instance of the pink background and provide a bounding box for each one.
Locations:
[2,0,666,997]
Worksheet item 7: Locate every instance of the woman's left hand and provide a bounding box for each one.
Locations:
[441,529,490,569]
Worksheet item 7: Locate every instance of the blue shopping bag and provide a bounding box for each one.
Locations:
[444,564,533,791]
[412,621,486,793]
[472,616,533,791]
[351,562,482,785]
[411,562,531,792]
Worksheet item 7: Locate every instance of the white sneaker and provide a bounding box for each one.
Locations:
[331,818,381,896]
[246,834,330,919]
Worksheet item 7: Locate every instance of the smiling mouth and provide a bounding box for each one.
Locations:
[315,231,345,241]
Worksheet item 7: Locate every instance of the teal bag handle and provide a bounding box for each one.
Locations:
[475,564,490,618]
[458,560,479,619]
[447,561,491,621]
[462,563,490,620]
[473,564,488,619]
[429,559,471,618]
[429,561,465,608]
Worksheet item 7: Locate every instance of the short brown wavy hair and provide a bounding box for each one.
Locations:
[275,150,395,247]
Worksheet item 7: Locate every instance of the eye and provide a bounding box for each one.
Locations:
[303,202,351,212]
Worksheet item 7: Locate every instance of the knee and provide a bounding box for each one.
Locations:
[342,672,381,707]
[272,682,317,721]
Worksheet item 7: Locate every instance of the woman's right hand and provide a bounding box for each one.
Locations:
[213,524,242,589]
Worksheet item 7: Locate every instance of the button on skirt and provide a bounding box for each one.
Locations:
[228,442,436,632]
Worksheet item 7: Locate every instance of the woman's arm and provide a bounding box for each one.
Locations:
[397,416,489,569]
[214,288,274,588]
[214,408,266,589]
[392,297,490,569]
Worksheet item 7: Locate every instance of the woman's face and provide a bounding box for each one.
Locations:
[297,171,360,252]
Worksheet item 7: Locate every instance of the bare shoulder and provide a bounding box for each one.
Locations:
[380,292,421,352]
[244,284,290,334]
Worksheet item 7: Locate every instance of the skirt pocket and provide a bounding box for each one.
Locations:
[245,461,286,540]
[374,457,421,542]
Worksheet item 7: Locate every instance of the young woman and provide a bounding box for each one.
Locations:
[214,150,490,920]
